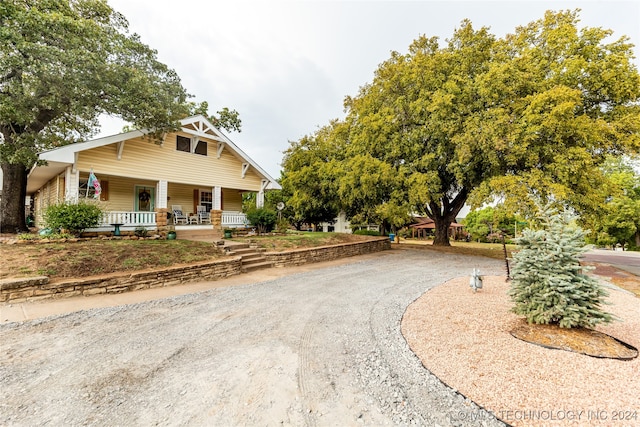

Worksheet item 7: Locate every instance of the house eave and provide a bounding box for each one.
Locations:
[27,161,70,194]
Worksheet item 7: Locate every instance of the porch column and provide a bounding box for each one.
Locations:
[212,186,222,228]
[213,186,221,210]
[256,180,268,208]
[156,180,168,209]
[64,166,79,203]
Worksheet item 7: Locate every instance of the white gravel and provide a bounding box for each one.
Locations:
[0,247,506,426]
[403,276,640,427]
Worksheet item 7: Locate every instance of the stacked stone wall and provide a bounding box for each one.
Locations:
[1,258,241,303]
[265,237,390,267]
[0,237,390,303]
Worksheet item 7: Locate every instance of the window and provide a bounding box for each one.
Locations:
[194,140,207,156]
[200,190,213,211]
[78,179,108,201]
[176,135,190,152]
[176,135,207,156]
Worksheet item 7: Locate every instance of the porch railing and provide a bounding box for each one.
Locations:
[94,210,246,229]
[100,211,157,227]
[222,212,248,228]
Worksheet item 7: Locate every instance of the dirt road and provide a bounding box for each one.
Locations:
[0,247,505,426]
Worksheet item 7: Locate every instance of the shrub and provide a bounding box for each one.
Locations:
[276,218,290,234]
[353,229,381,236]
[509,204,613,328]
[43,201,103,236]
[245,207,277,234]
[134,226,149,238]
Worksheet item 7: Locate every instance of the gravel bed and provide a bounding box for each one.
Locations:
[403,276,640,427]
[1,248,505,426]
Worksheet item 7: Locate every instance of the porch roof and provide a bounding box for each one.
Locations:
[26,115,281,193]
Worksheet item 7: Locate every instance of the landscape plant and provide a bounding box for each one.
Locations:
[43,201,104,236]
[0,0,191,233]
[283,10,640,246]
[509,204,613,328]
[245,207,277,234]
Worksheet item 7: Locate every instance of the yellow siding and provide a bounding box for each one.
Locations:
[92,175,157,212]
[223,190,243,211]
[76,132,265,191]
[33,173,65,226]
[168,183,196,215]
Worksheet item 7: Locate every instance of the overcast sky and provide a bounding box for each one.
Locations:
[100,0,640,180]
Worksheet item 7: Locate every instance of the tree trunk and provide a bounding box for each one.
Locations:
[429,188,469,246]
[432,215,453,246]
[0,162,29,234]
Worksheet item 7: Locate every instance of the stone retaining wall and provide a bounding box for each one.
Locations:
[0,237,390,303]
[0,258,242,303]
[265,237,391,267]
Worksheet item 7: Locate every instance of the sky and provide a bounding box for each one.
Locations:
[99,0,640,180]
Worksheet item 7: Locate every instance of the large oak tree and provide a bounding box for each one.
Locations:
[286,10,640,245]
[0,0,190,233]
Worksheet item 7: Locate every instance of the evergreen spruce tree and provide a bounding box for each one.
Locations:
[509,205,613,328]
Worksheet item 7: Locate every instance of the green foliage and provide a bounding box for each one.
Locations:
[43,202,103,236]
[283,10,640,247]
[245,207,277,234]
[17,233,39,240]
[187,101,242,133]
[583,156,640,249]
[509,204,613,328]
[1,0,190,232]
[463,206,517,242]
[353,229,381,236]
[134,226,149,238]
[280,122,344,227]
[276,218,290,234]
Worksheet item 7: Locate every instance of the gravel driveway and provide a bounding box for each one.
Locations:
[1,247,507,426]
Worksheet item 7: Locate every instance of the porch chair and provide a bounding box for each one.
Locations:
[172,205,188,225]
[197,205,212,224]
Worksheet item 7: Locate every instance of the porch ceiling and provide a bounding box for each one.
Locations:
[27,161,70,194]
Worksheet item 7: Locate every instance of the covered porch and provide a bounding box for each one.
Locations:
[30,169,265,232]
[86,210,249,233]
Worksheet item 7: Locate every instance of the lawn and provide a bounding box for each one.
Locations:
[0,239,224,280]
[0,232,376,280]
[3,234,638,299]
[229,232,371,251]
[400,238,516,260]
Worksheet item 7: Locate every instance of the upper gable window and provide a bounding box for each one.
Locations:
[194,140,207,156]
[176,135,207,156]
[176,135,190,152]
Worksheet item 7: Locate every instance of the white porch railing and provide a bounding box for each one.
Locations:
[222,212,248,228]
[92,210,246,229]
[100,211,157,227]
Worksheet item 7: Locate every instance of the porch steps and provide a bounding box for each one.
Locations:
[224,243,273,273]
[176,228,222,241]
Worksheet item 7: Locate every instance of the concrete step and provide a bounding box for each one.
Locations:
[240,253,266,262]
[241,261,273,273]
[223,243,250,252]
[224,244,273,273]
[176,228,221,241]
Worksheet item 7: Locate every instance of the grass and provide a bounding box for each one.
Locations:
[400,238,516,260]
[230,232,369,251]
[0,232,375,280]
[1,233,638,300]
[0,239,224,280]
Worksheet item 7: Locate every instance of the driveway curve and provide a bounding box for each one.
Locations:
[1,247,507,426]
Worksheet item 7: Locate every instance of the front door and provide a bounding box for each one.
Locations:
[135,185,155,211]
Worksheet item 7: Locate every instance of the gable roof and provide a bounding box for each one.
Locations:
[27,115,281,192]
